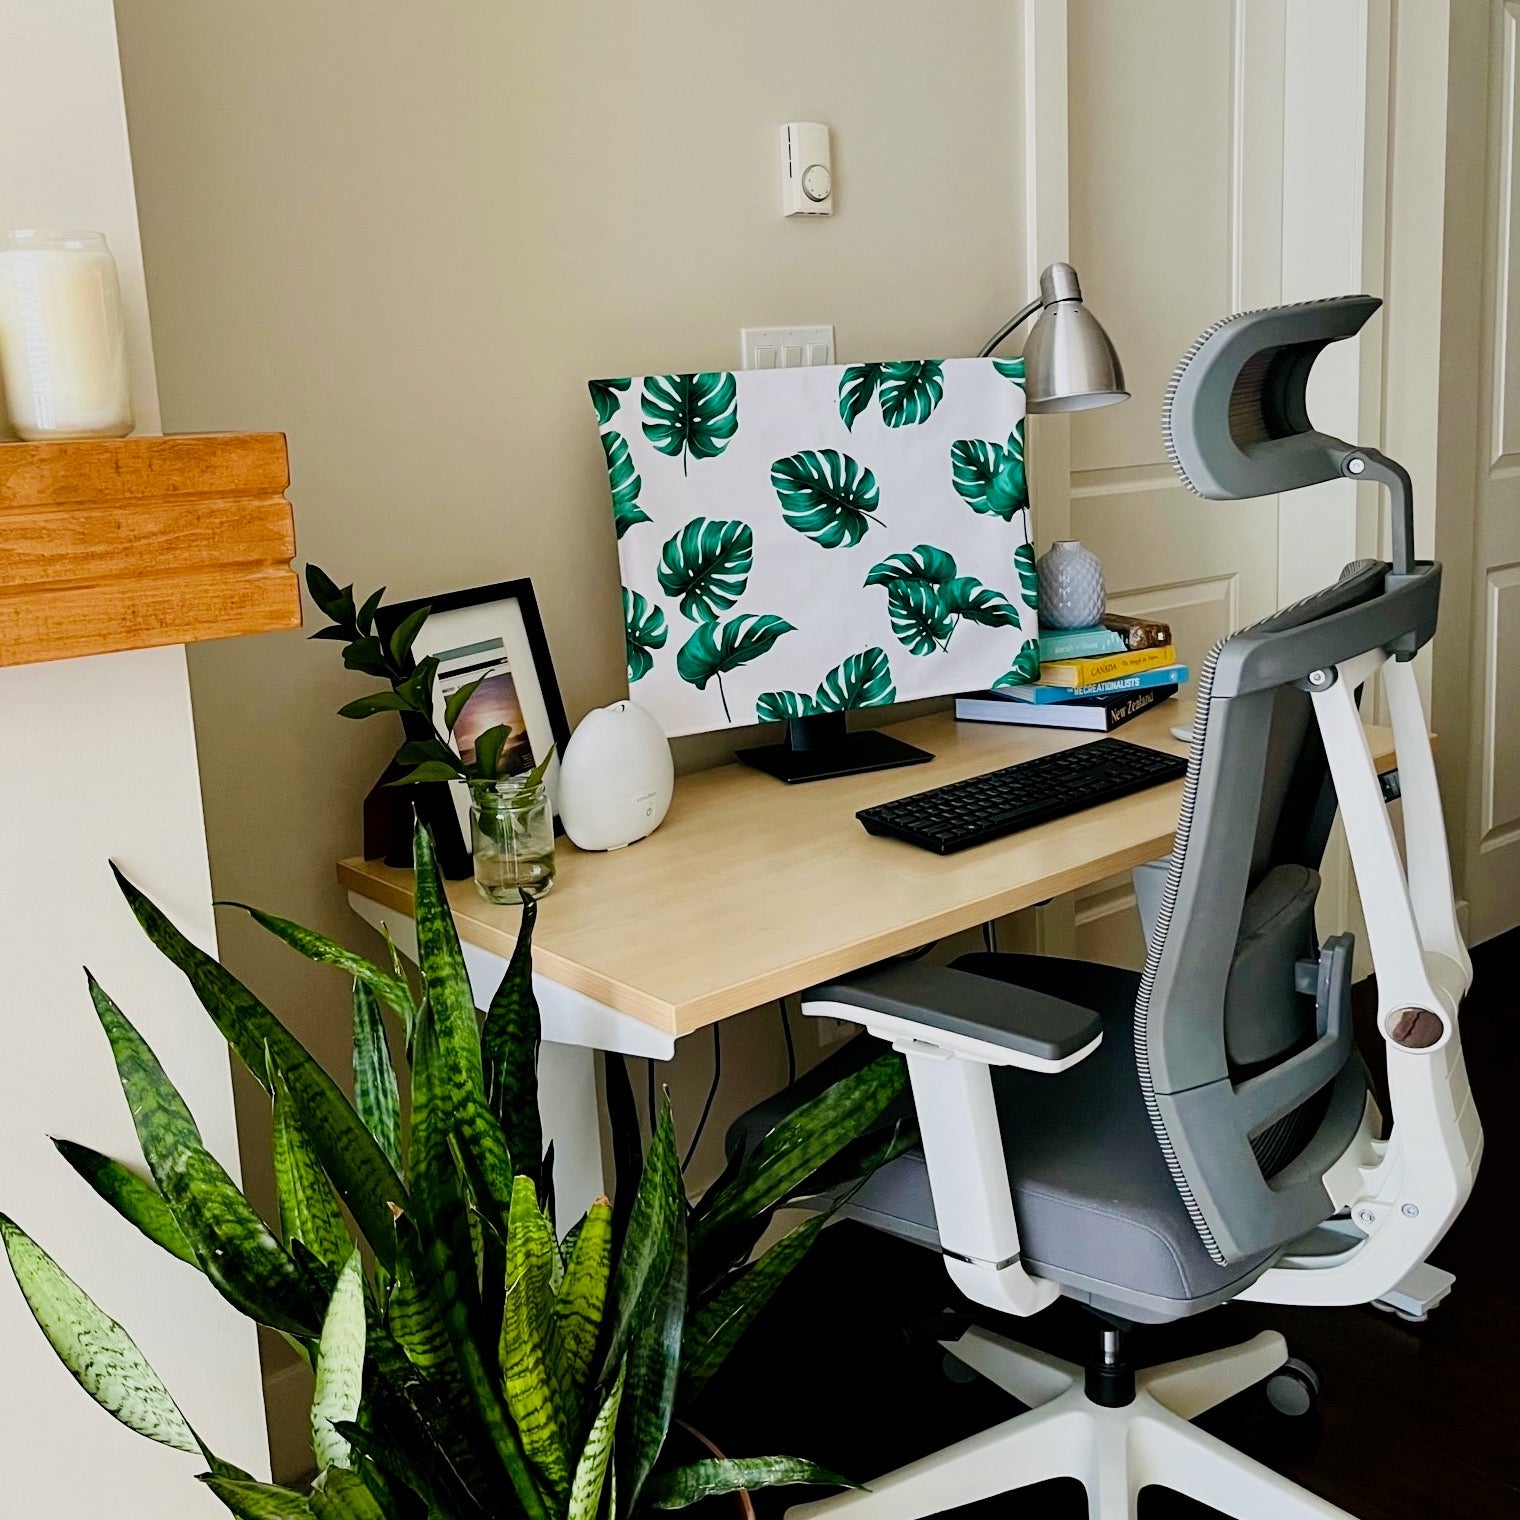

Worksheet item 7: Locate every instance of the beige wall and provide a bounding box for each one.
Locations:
[113,0,1025,1469]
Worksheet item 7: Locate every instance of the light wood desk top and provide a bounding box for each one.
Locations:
[339,705,1397,1039]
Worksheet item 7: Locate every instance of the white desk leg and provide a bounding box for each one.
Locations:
[346,892,675,1233]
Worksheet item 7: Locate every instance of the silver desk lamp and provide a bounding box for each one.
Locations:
[980,261,1129,413]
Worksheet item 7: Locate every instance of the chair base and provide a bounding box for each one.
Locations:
[790,1326,1357,1520]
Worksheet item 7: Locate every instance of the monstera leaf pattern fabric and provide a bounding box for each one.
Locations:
[590,358,1039,734]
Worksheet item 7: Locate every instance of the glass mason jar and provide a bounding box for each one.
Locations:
[470,774,556,903]
[0,230,134,440]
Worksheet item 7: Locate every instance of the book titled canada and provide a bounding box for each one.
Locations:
[957,684,1178,731]
[1039,643,1178,688]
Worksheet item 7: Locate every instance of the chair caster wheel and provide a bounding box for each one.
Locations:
[1265,1357,1321,1417]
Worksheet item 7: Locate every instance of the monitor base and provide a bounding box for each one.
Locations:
[737,715,933,784]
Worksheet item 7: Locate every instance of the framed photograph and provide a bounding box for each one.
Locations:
[380,579,571,840]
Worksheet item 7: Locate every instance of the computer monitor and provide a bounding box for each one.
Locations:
[589,357,1040,781]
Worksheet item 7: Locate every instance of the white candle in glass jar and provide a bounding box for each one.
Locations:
[0,229,133,440]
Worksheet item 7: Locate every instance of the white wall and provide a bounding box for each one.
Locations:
[0,2,268,1512]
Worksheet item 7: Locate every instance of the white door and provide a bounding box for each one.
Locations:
[1017,1,1390,965]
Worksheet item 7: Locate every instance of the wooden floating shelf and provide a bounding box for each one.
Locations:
[0,432,301,669]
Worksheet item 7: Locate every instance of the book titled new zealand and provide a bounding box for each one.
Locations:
[996,663,1191,703]
[1039,643,1178,688]
[957,684,1178,731]
[1035,624,1126,662]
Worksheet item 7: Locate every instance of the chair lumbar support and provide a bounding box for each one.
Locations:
[790,1324,1355,1520]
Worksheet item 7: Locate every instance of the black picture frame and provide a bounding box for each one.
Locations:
[379,577,572,838]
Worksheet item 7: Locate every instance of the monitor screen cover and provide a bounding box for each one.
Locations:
[591,357,1039,738]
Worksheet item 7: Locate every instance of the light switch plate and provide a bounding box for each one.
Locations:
[741,324,835,371]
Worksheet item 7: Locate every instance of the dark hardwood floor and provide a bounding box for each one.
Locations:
[693,929,1520,1519]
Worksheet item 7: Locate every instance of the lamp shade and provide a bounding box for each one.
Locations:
[1023,262,1129,413]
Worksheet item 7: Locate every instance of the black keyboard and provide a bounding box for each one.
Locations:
[857,738,1189,854]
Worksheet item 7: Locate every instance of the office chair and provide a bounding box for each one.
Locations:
[733,296,1481,1518]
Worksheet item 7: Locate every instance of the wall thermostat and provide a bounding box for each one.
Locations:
[781,122,833,217]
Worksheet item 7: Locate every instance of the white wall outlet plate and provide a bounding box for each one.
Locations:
[741,324,834,370]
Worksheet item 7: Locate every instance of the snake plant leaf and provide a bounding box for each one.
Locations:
[623,588,669,683]
[680,1214,825,1403]
[771,449,881,549]
[601,431,650,539]
[692,1052,908,1251]
[481,889,543,1192]
[641,372,738,474]
[311,1253,367,1471]
[656,518,753,623]
[201,1478,316,1518]
[992,356,1026,385]
[0,1214,202,1454]
[950,435,1025,520]
[754,690,819,723]
[330,1419,460,1520]
[646,1457,855,1510]
[222,906,417,1033]
[113,868,407,1268]
[568,1360,625,1520]
[878,360,944,427]
[351,982,403,1175]
[588,377,630,426]
[863,544,957,588]
[886,579,953,656]
[1013,539,1040,612]
[938,577,1020,629]
[837,363,882,431]
[87,975,319,1338]
[620,1200,687,1515]
[992,642,1042,689]
[676,615,796,722]
[814,647,896,711]
[274,1074,352,1274]
[601,1102,682,1381]
[309,1469,389,1520]
[52,1139,198,1268]
[501,1177,571,1498]
[552,1197,613,1428]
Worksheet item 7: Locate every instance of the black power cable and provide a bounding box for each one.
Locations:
[778,998,797,1084]
[682,1023,723,1172]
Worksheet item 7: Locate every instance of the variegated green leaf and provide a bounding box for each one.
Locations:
[814,647,895,712]
[568,1360,625,1520]
[201,1477,316,1518]
[837,363,882,431]
[115,868,407,1269]
[772,449,881,549]
[676,615,796,724]
[52,1139,197,1268]
[0,1214,200,1454]
[624,588,668,684]
[950,433,1025,520]
[992,641,1042,689]
[863,545,956,589]
[309,1468,388,1520]
[311,1253,366,1471]
[938,577,1019,629]
[551,1197,612,1427]
[754,690,818,723]
[87,975,318,1338]
[274,1074,351,1273]
[992,356,1026,386]
[589,377,630,426]
[601,431,649,539]
[886,579,953,656]
[350,982,402,1176]
[878,360,943,427]
[656,518,753,623]
[646,1457,854,1510]
[641,372,738,475]
[1013,540,1040,611]
[481,891,543,1191]
[501,1177,570,1498]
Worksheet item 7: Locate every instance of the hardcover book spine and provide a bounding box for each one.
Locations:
[1102,684,1175,727]
[1068,664,1189,699]
[1036,626,1126,662]
[1101,612,1172,650]
[1040,644,1177,687]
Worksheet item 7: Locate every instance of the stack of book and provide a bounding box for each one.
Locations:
[959,614,1188,731]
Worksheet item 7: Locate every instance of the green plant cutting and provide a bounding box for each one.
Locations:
[0,817,913,1519]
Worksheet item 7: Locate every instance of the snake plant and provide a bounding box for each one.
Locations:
[2,818,912,1519]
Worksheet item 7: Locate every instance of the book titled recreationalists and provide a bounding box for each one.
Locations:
[956,683,1179,732]
[994,662,1190,704]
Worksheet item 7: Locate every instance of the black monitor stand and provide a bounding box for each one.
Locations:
[736,712,933,784]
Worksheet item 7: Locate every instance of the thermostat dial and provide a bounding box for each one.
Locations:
[802,163,832,203]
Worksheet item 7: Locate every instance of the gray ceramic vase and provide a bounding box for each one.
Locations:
[1036,539,1106,629]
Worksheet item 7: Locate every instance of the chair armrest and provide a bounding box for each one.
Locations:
[805,961,1103,1072]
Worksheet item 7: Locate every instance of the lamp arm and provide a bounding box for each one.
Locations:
[978,296,1044,359]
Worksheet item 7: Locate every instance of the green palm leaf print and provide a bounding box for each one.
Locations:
[992,357,1026,386]
[601,431,649,538]
[886,580,953,656]
[641,372,738,475]
[815,647,896,710]
[863,544,957,589]
[939,577,1019,628]
[1013,541,1040,612]
[878,361,944,427]
[772,450,882,549]
[950,432,1026,520]
[838,364,883,431]
[677,614,796,722]
[589,377,631,426]
[657,518,753,622]
[623,588,667,683]
[993,642,1042,688]
[755,690,819,723]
